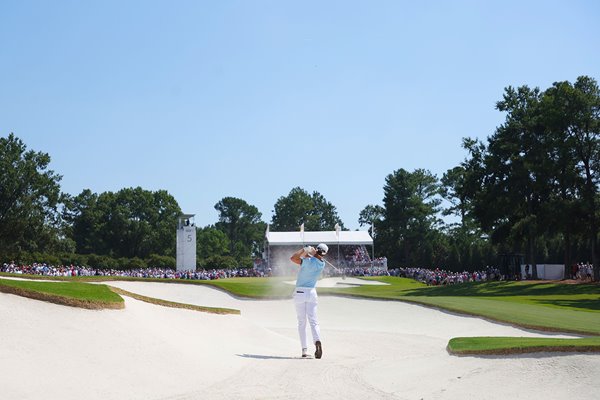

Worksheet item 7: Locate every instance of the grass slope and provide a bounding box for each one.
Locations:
[0,278,123,309]
[448,336,600,355]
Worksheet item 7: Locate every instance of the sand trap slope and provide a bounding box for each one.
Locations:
[2,281,599,400]
[0,292,293,400]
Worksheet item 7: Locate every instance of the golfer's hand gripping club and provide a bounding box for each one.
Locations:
[303,246,316,256]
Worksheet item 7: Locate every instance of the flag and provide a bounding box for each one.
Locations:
[265,224,269,239]
[335,223,340,238]
[300,223,304,243]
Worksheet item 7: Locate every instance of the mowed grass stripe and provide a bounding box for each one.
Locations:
[0,278,123,309]
[448,336,600,355]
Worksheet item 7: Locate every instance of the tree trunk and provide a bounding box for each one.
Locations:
[592,234,600,282]
[563,232,571,280]
[583,162,598,281]
[529,235,538,280]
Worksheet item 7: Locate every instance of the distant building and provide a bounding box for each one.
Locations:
[176,214,196,271]
[263,229,382,275]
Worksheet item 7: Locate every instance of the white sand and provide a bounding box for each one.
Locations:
[1,279,599,400]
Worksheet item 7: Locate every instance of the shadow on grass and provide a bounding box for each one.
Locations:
[402,281,600,297]
[535,299,600,311]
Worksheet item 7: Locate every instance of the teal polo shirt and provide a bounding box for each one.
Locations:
[296,256,325,288]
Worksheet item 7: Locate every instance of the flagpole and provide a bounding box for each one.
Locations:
[371,220,375,269]
[335,223,340,268]
[265,224,270,273]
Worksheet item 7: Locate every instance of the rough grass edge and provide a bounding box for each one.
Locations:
[108,286,241,315]
[447,343,600,356]
[0,282,124,310]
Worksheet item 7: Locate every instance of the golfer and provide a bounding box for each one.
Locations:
[290,243,328,359]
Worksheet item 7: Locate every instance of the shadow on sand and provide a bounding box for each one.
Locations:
[236,353,308,360]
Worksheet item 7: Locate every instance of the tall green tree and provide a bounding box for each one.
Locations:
[0,133,63,255]
[541,81,585,277]
[196,225,230,260]
[440,166,469,226]
[440,165,495,269]
[462,86,554,278]
[64,187,181,258]
[358,204,384,242]
[271,187,344,231]
[491,85,548,278]
[377,168,442,266]
[358,204,384,239]
[62,189,101,254]
[542,76,600,280]
[214,197,265,261]
[457,77,600,279]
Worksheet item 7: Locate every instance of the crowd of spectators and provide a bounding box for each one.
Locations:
[571,262,594,281]
[388,266,502,285]
[326,266,390,277]
[3,261,593,285]
[337,246,387,269]
[0,262,266,280]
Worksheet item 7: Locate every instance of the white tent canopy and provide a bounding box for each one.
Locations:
[266,230,372,246]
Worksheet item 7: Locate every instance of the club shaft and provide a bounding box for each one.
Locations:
[324,259,342,272]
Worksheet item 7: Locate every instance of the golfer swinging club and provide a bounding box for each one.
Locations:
[290,243,328,359]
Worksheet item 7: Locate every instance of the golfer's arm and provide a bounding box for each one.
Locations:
[290,248,305,265]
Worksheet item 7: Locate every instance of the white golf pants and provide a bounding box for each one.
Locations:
[294,287,321,349]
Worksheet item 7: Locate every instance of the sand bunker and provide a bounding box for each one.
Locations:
[1,280,599,399]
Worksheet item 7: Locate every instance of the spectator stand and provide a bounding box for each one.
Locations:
[263,228,377,276]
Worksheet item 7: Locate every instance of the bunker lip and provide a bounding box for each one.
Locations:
[108,285,240,315]
[0,283,124,310]
[448,345,600,356]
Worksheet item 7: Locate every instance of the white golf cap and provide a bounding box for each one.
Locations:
[316,243,329,255]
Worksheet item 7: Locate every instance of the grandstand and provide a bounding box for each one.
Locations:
[262,229,382,276]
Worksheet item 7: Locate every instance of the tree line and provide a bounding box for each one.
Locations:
[360,76,599,280]
[1,76,598,279]
[0,135,344,269]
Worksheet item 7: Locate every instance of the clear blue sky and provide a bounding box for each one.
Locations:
[2,1,599,230]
